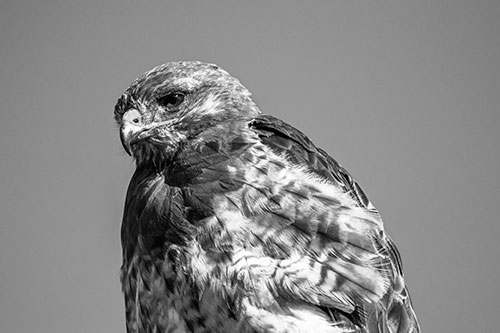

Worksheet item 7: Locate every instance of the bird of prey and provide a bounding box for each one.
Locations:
[114,61,420,333]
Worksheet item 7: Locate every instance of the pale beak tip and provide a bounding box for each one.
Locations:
[120,129,133,156]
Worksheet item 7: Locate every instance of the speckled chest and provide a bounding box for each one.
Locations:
[121,249,192,333]
[119,157,259,332]
[121,246,255,333]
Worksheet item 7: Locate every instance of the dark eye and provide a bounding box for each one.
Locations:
[158,92,185,110]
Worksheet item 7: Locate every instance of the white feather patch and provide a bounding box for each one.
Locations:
[194,94,223,116]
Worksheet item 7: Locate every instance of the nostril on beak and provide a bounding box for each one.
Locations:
[120,109,145,156]
[123,109,143,126]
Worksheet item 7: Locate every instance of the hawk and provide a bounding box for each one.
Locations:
[114,61,420,333]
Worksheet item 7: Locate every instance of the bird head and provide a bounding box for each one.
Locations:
[114,61,260,165]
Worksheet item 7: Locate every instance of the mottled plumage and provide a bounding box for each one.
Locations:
[114,61,419,332]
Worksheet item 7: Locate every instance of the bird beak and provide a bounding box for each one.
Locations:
[120,109,144,156]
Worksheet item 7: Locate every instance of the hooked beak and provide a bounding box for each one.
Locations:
[120,109,145,156]
[120,109,176,156]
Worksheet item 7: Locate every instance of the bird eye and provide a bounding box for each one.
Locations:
[157,92,185,110]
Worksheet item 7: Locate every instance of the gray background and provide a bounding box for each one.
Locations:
[1,1,499,332]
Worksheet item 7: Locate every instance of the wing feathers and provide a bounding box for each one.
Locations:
[240,115,419,330]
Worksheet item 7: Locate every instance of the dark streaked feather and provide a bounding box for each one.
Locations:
[249,114,420,332]
[249,114,375,211]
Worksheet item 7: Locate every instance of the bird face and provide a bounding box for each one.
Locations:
[114,61,260,165]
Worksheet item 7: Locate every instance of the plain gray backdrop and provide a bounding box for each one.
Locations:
[1,1,499,332]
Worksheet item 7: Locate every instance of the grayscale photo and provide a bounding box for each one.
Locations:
[1,1,498,332]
